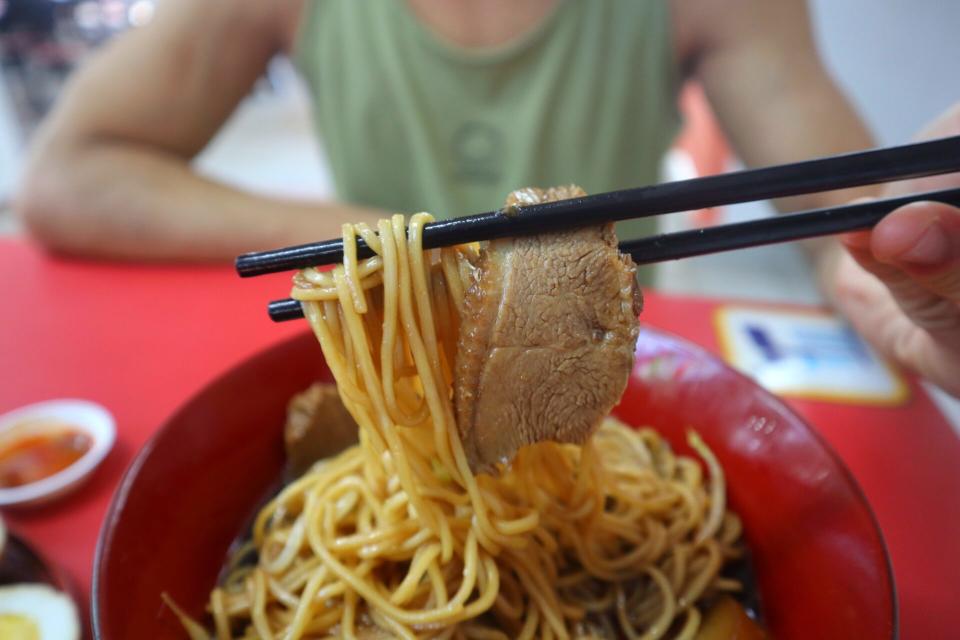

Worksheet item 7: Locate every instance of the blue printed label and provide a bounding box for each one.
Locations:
[715,306,908,405]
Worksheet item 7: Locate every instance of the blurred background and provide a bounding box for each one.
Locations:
[0,0,335,222]
[0,0,957,306]
[2,1,958,293]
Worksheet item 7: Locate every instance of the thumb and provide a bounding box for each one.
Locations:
[871,201,960,304]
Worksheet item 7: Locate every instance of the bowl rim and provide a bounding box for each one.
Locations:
[633,325,898,637]
[92,327,898,637]
[0,399,116,507]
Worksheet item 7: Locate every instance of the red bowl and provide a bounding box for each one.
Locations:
[93,327,896,639]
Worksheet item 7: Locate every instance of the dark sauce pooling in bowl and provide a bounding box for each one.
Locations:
[727,550,764,621]
[216,487,769,638]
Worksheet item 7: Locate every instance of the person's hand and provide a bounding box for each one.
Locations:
[831,103,960,397]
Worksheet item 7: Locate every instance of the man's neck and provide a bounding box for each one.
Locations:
[404,0,560,49]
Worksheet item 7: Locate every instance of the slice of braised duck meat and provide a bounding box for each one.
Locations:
[455,186,643,474]
[284,382,359,478]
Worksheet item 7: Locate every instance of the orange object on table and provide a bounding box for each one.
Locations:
[0,238,958,638]
[674,82,731,227]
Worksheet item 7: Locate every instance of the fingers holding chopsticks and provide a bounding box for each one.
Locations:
[834,221,960,397]
[841,99,960,333]
[827,102,960,397]
[836,198,960,400]
[842,202,960,337]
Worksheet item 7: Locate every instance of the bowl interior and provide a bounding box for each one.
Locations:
[94,328,896,639]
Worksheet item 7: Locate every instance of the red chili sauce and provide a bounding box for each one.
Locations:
[0,421,92,488]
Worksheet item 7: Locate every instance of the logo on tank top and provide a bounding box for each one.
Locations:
[451,121,503,184]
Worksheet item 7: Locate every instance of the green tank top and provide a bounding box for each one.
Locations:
[294,0,681,280]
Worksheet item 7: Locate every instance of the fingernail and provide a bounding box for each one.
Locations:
[898,222,951,266]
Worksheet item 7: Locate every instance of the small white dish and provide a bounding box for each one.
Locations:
[0,400,116,507]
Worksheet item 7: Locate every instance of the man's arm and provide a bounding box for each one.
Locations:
[674,3,960,397]
[672,0,877,284]
[15,0,381,261]
[674,0,876,205]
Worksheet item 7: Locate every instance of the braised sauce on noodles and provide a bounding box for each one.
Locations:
[183,199,744,639]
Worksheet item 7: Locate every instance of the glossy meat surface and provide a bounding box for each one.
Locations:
[455,186,642,473]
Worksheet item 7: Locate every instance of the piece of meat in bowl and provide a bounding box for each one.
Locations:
[455,185,643,474]
[284,382,359,478]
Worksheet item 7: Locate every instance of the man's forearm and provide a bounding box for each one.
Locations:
[750,78,882,299]
[17,140,384,262]
[684,0,881,302]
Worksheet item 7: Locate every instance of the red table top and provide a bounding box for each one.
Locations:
[1,238,958,639]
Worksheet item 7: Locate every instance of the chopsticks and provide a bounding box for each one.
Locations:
[264,187,960,322]
[623,187,960,265]
[235,135,960,323]
[237,135,960,277]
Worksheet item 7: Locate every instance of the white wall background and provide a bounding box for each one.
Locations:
[810,0,960,145]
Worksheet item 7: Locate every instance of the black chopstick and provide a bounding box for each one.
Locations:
[264,187,960,322]
[625,186,960,265]
[237,135,960,278]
